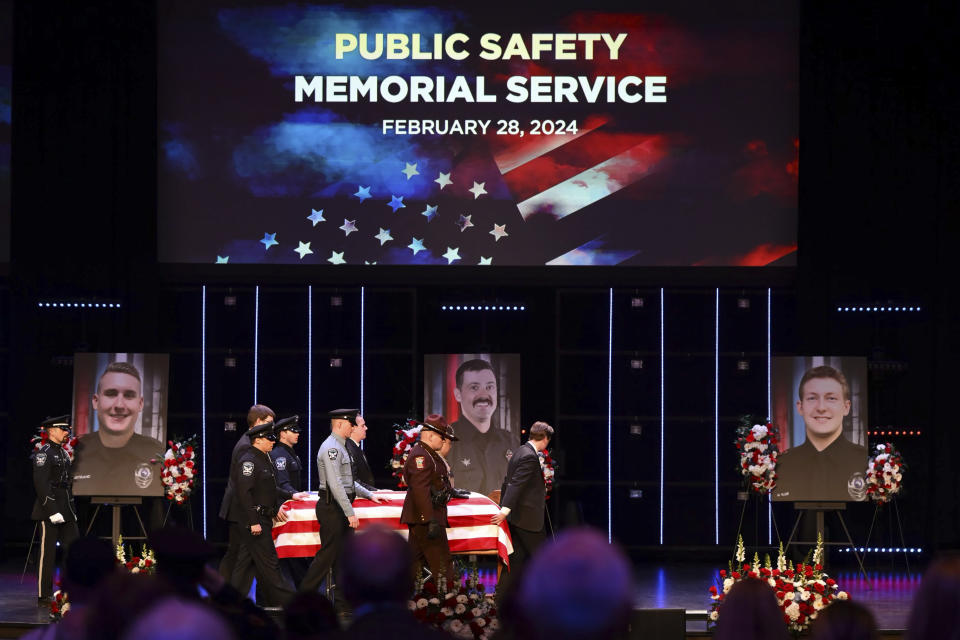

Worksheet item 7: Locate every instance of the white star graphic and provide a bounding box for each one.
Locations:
[478,256,492,265]
[354,186,372,202]
[215,256,229,264]
[260,232,278,250]
[421,204,438,222]
[468,181,487,199]
[442,247,461,264]
[408,237,426,255]
[457,214,474,232]
[327,251,346,265]
[435,172,453,189]
[490,224,509,242]
[402,162,420,180]
[374,228,393,246]
[339,219,358,236]
[307,209,325,225]
[294,241,313,259]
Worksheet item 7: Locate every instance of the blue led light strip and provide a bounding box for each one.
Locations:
[254,285,260,404]
[201,285,208,539]
[660,287,665,545]
[607,288,613,544]
[307,285,313,490]
[714,288,719,545]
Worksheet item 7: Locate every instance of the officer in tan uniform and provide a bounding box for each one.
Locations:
[400,414,458,587]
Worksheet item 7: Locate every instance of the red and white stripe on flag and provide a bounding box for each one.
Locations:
[271,490,513,566]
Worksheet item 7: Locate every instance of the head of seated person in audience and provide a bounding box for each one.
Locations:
[810,599,878,640]
[339,525,414,610]
[511,527,634,640]
[121,597,234,640]
[147,526,218,599]
[713,578,790,640]
[284,590,338,640]
[905,553,960,640]
[85,571,176,640]
[62,536,118,606]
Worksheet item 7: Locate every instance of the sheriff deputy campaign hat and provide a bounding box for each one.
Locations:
[245,421,277,441]
[275,415,301,433]
[421,414,458,441]
[328,408,359,423]
[41,415,72,433]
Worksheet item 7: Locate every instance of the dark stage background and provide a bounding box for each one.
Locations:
[1,1,958,561]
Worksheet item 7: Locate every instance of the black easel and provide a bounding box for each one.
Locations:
[84,496,148,547]
[734,491,781,552]
[861,499,912,577]
[784,501,871,587]
[162,498,195,529]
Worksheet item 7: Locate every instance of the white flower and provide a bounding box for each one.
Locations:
[441,607,454,616]
[416,598,428,609]
[709,610,718,621]
[471,607,482,618]
[785,602,800,620]
[813,598,825,610]
[476,618,486,627]
[448,620,464,633]
[455,604,466,614]
[895,473,902,481]
[723,578,734,594]
[131,567,140,574]
[61,603,71,615]
[469,593,479,601]
[456,594,469,604]
[837,591,849,600]
[445,592,456,600]
[407,601,417,611]
[488,619,500,630]
[751,424,768,439]
[768,578,777,588]
[429,597,440,605]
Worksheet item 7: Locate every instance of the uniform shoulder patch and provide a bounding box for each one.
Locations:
[415,456,425,469]
[241,461,255,476]
[275,457,287,471]
[35,452,47,467]
[327,449,338,461]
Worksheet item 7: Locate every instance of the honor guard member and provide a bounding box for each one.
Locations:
[229,421,302,606]
[400,415,459,587]
[32,415,80,605]
[345,414,378,492]
[268,415,308,587]
[301,409,383,599]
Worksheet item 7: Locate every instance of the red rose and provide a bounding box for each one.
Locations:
[776,591,785,599]
[719,570,727,577]
[826,578,836,586]
[732,571,741,579]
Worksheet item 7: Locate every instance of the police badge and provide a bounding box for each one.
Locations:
[847,471,867,501]
[134,463,154,489]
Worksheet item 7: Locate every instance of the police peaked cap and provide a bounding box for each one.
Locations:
[245,421,277,440]
[41,415,72,432]
[274,415,301,433]
[421,414,458,441]
[328,408,360,423]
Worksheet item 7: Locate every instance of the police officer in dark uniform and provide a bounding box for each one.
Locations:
[268,415,308,588]
[31,415,79,604]
[228,421,302,606]
[301,409,383,601]
[400,414,458,587]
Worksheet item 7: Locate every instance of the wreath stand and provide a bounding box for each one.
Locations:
[85,496,149,547]
[162,498,195,529]
[784,502,871,587]
[861,498,912,577]
[734,491,782,552]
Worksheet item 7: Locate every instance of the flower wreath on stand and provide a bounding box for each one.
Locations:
[735,416,780,494]
[388,418,422,487]
[865,442,905,504]
[708,535,848,635]
[161,434,199,504]
[410,564,498,640]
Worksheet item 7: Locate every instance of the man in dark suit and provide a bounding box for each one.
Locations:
[345,414,377,492]
[492,421,554,575]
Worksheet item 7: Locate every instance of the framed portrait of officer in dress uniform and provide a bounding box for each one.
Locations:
[771,356,868,502]
[423,353,520,496]
[70,353,169,496]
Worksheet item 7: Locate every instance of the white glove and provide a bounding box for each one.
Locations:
[49,513,65,524]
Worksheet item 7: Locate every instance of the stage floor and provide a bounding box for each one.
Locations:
[0,557,921,634]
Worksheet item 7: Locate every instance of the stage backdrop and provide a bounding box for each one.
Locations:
[771,356,868,502]
[0,0,11,263]
[70,353,169,497]
[157,1,798,266]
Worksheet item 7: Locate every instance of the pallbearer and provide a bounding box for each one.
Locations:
[269,415,308,587]
[32,415,79,606]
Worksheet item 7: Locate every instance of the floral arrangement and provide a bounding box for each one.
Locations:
[735,416,780,494]
[49,585,69,621]
[709,535,847,635]
[865,442,905,504]
[410,575,498,639]
[116,535,157,574]
[30,430,78,462]
[389,419,422,488]
[538,450,557,498]
[161,434,198,504]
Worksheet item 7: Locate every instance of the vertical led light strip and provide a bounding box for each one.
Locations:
[201,285,208,539]
[360,286,366,419]
[714,288,720,545]
[253,285,260,404]
[659,287,665,545]
[606,288,613,543]
[307,285,313,490]
[767,288,773,544]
